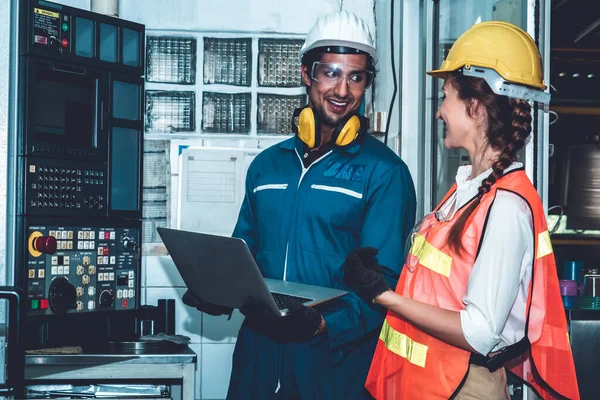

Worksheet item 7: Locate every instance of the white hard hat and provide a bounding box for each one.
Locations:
[299,10,376,62]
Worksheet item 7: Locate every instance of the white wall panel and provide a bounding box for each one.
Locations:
[144,255,186,287]
[0,0,12,286]
[202,311,244,344]
[201,343,236,400]
[188,343,202,399]
[146,286,202,343]
[120,0,374,35]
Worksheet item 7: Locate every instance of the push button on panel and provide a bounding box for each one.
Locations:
[29,233,57,256]
[36,236,57,254]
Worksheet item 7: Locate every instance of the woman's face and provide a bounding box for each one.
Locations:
[435,80,480,150]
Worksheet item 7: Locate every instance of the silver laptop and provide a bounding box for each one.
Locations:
[156,227,347,316]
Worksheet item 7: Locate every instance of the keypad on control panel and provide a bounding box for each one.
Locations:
[28,164,106,212]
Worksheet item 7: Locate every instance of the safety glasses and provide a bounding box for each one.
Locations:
[310,62,374,91]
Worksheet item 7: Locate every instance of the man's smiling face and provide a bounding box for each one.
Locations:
[301,52,369,130]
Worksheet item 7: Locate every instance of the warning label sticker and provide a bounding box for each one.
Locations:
[34,8,59,18]
[32,7,60,44]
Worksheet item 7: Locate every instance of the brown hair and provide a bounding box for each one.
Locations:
[444,72,532,255]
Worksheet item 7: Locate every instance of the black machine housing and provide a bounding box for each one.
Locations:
[16,0,145,349]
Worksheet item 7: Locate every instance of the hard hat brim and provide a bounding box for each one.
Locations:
[300,39,377,62]
[427,64,547,91]
[426,65,550,104]
[426,67,456,79]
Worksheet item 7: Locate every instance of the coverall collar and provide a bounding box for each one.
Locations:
[278,135,363,154]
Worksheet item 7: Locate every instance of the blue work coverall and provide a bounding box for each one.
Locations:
[227,134,416,399]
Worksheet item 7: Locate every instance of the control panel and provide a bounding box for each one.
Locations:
[26,224,140,315]
[17,0,145,349]
[32,6,71,54]
[26,158,107,216]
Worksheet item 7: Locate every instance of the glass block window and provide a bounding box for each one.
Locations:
[145,91,195,133]
[147,36,196,84]
[203,38,251,86]
[257,94,306,134]
[202,92,251,133]
[142,140,169,245]
[258,39,304,87]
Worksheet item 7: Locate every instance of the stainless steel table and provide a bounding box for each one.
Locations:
[25,347,197,400]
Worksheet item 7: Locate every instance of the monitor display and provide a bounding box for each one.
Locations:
[34,67,97,149]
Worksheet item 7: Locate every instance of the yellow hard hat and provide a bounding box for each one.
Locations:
[428,21,546,90]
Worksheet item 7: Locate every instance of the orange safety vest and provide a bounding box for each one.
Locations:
[365,169,579,400]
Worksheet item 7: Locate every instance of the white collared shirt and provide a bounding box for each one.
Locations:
[437,163,533,355]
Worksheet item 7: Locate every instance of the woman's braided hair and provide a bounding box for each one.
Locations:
[445,71,533,255]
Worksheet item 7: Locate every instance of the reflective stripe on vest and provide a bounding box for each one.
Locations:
[408,233,452,278]
[537,230,553,259]
[379,320,428,368]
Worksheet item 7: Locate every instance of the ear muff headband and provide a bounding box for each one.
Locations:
[292,106,367,149]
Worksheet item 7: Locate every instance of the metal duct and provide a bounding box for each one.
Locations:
[91,0,118,17]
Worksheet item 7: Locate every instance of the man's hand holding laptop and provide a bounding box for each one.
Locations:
[240,298,325,343]
[182,289,233,318]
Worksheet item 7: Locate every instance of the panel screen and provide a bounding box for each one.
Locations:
[34,67,97,149]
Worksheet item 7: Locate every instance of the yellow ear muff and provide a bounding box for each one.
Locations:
[296,107,319,148]
[294,106,365,148]
[335,115,362,147]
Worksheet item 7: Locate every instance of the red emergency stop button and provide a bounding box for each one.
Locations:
[40,299,49,310]
[61,38,68,47]
[34,235,57,254]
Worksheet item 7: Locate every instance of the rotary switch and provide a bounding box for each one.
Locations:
[48,277,76,313]
[123,236,137,250]
[98,289,114,308]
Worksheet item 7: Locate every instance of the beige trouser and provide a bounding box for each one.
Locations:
[454,365,511,400]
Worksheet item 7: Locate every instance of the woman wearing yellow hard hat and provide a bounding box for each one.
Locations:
[342,21,580,399]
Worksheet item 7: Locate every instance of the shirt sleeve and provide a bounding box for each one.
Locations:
[232,166,258,257]
[459,190,533,355]
[322,163,417,353]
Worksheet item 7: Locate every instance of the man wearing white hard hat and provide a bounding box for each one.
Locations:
[225,10,416,399]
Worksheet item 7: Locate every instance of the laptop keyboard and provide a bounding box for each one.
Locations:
[271,292,314,310]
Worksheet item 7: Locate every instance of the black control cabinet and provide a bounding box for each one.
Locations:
[16,0,145,349]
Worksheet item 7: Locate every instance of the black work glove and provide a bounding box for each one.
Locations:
[241,298,322,344]
[182,290,233,317]
[342,247,393,303]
